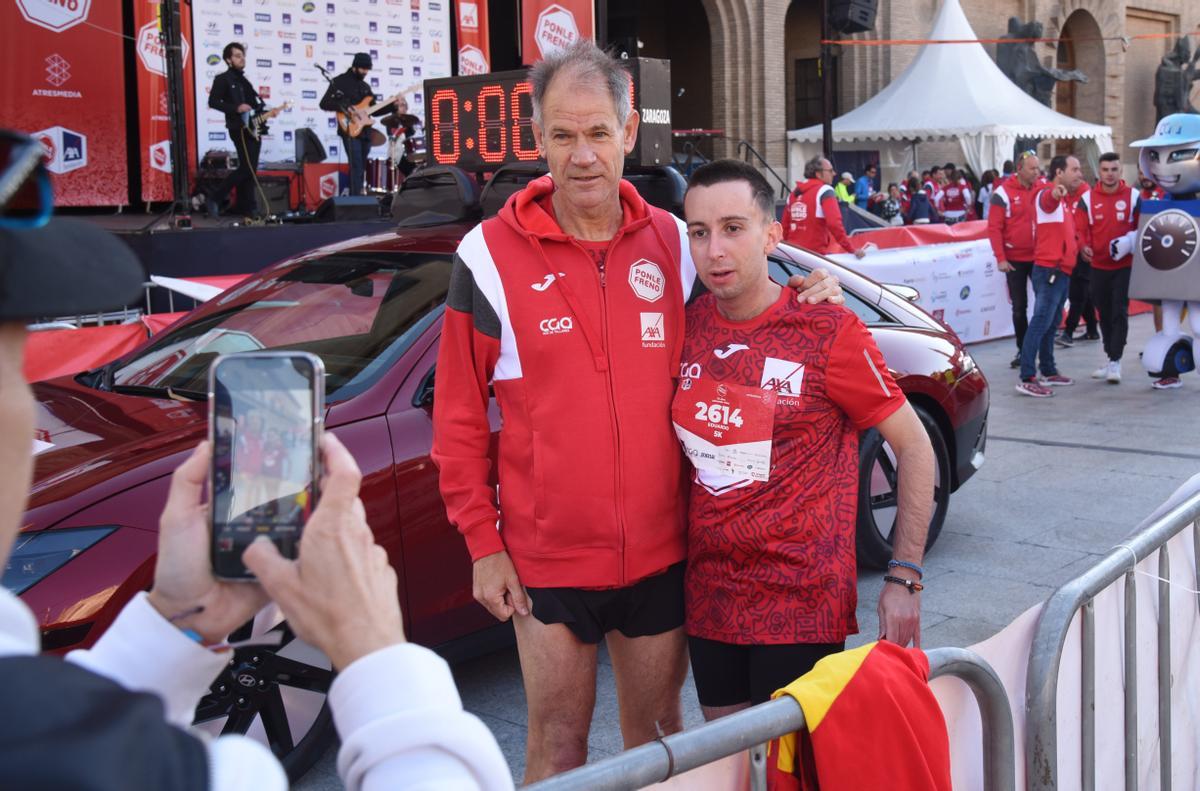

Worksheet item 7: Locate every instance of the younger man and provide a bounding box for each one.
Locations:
[674,160,935,719]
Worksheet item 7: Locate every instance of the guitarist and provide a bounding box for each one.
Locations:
[319,53,401,196]
[205,42,265,218]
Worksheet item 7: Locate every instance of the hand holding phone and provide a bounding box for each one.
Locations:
[209,352,325,580]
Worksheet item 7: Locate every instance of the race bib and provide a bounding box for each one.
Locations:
[672,377,777,482]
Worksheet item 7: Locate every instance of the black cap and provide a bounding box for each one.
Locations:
[352,52,372,70]
[0,219,145,321]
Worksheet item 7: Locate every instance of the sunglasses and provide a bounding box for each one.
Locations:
[1017,149,1037,163]
[0,130,53,229]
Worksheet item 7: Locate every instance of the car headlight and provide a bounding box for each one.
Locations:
[2,526,117,595]
[958,350,977,375]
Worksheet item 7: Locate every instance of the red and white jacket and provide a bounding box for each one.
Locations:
[937,181,973,218]
[1034,185,1079,275]
[1079,181,1140,270]
[782,179,857,254]
[987,175,1042,264]
[431,176,695,588]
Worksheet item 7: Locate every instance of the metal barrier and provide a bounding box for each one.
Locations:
[1025,482,1200,791]
[528,646,1014,791]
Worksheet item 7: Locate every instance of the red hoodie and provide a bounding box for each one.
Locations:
[1034,184,1079,275]
[431,176,695,588]
[782,179,857,254]
[1079,180,1140,270]
[987,174,1042,264]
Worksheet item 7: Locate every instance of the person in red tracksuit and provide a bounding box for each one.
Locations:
[936,170,973,224]
[1016,155,1084,398]
[1079,152,1140,383]
[1058,178,1098,346]
[429,41,841,783]
[988,151,1045,368]
[782,156,866,258]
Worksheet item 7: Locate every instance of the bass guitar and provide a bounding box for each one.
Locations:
[240,102,292,141]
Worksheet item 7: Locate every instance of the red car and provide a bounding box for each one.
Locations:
[10,222,987,778]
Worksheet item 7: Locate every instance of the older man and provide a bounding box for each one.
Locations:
[783,156,865,258]
[431,42,841,780]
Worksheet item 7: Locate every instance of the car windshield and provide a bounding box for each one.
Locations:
[108,251,452,400]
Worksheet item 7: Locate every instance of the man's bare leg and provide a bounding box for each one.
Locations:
[513,612,599,782]
[605,626,688,748]
[700,702,751,722]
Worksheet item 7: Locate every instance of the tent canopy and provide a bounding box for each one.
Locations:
[787,0,1113,181]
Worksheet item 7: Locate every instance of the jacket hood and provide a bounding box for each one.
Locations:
[498,175,654,241]
[795,178,830,199]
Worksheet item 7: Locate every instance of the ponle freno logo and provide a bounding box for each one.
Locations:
[33,126,87,174]
[17,0,92,33]
[458,45,487,75]
[149,141,172,174]
[137,21,190,78]
[319,172,339,200]
[628,260,665,303]
[534,4,580,58]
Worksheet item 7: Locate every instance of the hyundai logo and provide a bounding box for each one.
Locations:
[237,673,257,688]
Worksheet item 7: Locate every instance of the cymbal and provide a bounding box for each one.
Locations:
[380,114,406,129]
[386,113,421,129]
[366,127,388,147]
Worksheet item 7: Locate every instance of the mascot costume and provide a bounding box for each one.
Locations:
[1124,113,1200,387]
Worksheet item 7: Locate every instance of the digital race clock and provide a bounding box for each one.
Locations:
[422,58,672,172]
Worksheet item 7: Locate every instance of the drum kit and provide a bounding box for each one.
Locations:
[366,113,425,194]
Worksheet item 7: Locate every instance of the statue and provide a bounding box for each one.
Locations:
[1153,37,1200,121]
[1122,114,1200,387]
[997,18,1089,107]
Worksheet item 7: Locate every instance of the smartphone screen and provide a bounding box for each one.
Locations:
[209,353,324,579]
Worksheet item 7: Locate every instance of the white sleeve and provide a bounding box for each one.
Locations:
[66,591,229,727]
[332,643,514,791]
[673,215,697,300]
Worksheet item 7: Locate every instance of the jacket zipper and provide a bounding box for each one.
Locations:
[583,239,627,585]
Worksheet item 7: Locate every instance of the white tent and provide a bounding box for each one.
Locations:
[786,0,1114,185]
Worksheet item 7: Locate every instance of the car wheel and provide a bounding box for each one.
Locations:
[191,605,335,781]
[855,404,950,570]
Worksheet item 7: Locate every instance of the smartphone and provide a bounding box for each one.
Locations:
[208,352,325,580]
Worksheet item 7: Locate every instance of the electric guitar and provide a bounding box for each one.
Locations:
[240,102,292,141]
[335,85,419,138]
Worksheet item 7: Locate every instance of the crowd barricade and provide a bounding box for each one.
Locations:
[526,646,1014,791]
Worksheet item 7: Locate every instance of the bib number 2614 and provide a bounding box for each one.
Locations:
[694,401,744,427]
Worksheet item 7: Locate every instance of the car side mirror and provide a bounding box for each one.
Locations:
[883,283,921,302]
[413,366,435,410]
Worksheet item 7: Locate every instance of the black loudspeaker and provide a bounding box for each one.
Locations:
[256,176,293,215]
[295,128,327,164]
[830,0,877,34]
[314,195,380,222]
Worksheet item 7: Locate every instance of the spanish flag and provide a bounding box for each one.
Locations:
[767,641,951,790]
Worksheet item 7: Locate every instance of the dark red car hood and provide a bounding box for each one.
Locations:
[28,378,206,518]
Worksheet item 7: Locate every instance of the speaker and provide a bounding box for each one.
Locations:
[314,195,380,222]
[256,175,293,215]
[830,0,877,34]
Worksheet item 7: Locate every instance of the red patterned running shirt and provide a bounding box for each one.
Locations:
[672,290,906,644]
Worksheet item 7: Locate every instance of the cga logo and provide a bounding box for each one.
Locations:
[16,0,92,33]
[149,140,172,173]
[680,362,702,380]
[539,317,574,335]
[34,126,87,174]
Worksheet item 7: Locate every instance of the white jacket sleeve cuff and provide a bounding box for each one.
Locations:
[66,591,229,727]
[331,643,513,791]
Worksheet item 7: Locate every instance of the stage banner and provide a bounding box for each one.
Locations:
[0,0,128,206]
[191,0,452,168]
[134,0,197,203]
[455,0,489,75]
[520,0,593,65]
[830,238,1014,345]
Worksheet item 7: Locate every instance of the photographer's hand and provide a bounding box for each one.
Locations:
[244,433,405,670]
[147,442,270,644]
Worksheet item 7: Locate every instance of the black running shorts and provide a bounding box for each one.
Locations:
[688,635,845,706]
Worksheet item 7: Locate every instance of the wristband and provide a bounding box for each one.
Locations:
[888,559,924,578]
[883,575,924,594]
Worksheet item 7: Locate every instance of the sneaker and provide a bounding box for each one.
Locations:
[1106,361,1121,384]
[1091,363,1109,379]
[1041,374,1074,386]
[1055,333,1074,348]
[1083,331,1101,341]
[1016,378,1054,397]
[1153,377,1182,390]
[1010,354,1021,369]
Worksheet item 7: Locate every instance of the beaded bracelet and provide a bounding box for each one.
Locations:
[888,559,924,579]
[883,575,924,594]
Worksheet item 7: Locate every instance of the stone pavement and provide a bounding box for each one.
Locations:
[297,310,1200,787]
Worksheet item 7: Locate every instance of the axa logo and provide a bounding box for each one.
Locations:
[34,126,86,174]
[760,357,804,395]
[539,317,574,335]
[531,272,566,291]
[713,343,749,360]
[640,313,665,347]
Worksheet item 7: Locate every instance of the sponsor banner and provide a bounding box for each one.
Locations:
[520,0,593,65]
[455,0,489,75]
[1,0,128,205]
[830,238,1014,345]
[191,0,452,165]
[134,1,198,203]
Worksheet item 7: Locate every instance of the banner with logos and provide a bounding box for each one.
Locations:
[830,238,1014,345]
[191,0,453,167]
[520,0,593,65]
[454,0,489,75]
[0,0,128,205]
[134,0,198,203]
